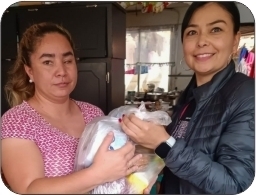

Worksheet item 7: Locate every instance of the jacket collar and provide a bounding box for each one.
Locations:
[180,60,236,104]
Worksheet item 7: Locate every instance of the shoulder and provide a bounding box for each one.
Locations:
[226,74,254,120]
[1,101,37,141]
[220,73,254,103]
[2,101,31,124]
[230,73,254,103]
[233,73,254,90]
[74,100,105,117]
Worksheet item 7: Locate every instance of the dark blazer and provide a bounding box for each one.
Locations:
[161,61,255,194]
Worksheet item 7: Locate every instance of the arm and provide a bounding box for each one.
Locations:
[2,132,141,194]
[2,138,104,194]
[164,81,255,194]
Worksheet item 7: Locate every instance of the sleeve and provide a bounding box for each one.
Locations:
[79,102,105,123]
[164,80,255,194]
[1,109,36,142]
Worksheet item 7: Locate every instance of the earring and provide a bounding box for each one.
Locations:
[180,56,191,71]
[29,79,33,83]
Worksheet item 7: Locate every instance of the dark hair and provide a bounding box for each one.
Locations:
[5,22,75,107]
[181,2,240,42]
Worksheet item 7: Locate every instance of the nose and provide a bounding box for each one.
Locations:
[55,62,67,77]
[197,33,209,48]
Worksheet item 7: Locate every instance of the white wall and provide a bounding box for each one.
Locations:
[126,3,254,90]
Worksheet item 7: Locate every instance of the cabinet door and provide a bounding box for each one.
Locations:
[1,60,13,115]
[70,62,107,114]
[1,11,17,59]
[17,6,107,58]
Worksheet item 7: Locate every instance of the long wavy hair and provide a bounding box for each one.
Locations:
[5,22,75,107]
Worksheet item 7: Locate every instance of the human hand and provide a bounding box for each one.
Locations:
[143,175,158,194]
[91,131,142,183]
[120,115,170,149]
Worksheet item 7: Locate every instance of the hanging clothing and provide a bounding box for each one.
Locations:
[125,68,135,74]
[248,51,255,78]
[246,52,255,77]
[239,46,248,62]
[237,58,248,75]
[249,61,255,78]
[134,65,149,75]
[125,64,135,74]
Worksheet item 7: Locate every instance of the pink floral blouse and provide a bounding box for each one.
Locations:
[1,100,104,177]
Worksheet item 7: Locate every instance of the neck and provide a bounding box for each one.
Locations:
[195,65,229,86]
[195,73,214,86]
[30,91,72,118]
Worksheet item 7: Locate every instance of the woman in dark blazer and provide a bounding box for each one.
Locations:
[121,2,255,194]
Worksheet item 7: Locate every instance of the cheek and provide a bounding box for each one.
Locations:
[70,66,78,78]
[213,41,226,51]
[183,42,195,64]
[212,36,234,54]
[33,69,52,81]
[67,66,78,84]
[183,41,195,56]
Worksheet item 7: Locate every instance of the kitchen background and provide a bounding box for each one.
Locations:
[124,2,254,93]
[1,1,255,115]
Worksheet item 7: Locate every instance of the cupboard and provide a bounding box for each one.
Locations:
[1,2,126,115]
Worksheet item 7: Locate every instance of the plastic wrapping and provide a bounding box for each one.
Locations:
[74,116,128,171]
[74,102,171,194]
[109,102,172,126]
[127,145,165,193]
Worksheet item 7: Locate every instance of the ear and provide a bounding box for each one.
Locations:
[232,31,241,54]
[24,65,34,82]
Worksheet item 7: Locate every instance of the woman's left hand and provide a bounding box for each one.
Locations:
[120,114,170,149]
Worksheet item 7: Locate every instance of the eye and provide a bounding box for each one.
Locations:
[187,30,197,36]
[43,60,53,65]
[211,27,222,33]
[64,60,73,64]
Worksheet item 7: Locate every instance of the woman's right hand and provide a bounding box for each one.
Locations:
[91,131,142,183]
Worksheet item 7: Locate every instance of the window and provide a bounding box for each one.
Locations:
[233,30,254,63]
[125,26,177,95]
[238,34,254,51]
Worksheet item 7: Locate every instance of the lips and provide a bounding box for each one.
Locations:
[54,82,69,87]
[196,53,214,58]
[194,53,215,61]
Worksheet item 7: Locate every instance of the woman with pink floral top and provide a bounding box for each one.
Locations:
[1,22,154,194]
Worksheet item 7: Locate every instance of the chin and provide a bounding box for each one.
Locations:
[194,68,213,75]
[193,65,212,73]
[53,91,72,98]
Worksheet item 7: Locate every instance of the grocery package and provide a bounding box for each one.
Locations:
[74,102,171,194]
[126,145,165,193]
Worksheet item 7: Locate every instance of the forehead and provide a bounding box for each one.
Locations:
[189,3,233,25]
[37,33,69,47]
[34,33,72,54]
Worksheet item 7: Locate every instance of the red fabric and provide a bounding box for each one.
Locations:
[249,60,255,78]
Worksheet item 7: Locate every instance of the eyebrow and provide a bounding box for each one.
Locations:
[187,19,227,28]
[39,51,74,59]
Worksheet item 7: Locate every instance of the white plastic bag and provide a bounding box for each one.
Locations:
[74,116,131,194]
[74,116,128,170]
[109,101,172,126]
[74,102,171,194]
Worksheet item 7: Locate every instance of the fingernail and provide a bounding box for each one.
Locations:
[107,131,113,136]
[118,118,122,123]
